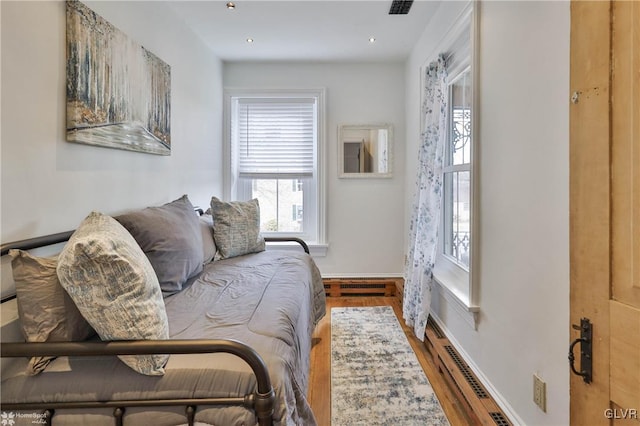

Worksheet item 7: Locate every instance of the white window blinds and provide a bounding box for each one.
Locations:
[235,98,316,178]
[443,25,471,78]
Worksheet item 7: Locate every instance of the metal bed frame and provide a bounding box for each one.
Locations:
[0,230,310,426]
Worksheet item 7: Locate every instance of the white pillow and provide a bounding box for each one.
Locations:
[57,212,169,375]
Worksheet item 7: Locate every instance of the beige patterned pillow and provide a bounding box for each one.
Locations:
[9,250,95,375]
[210,197,265,260]
[57,212,169,375]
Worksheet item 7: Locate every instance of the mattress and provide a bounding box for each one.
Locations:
[1,250,326,426]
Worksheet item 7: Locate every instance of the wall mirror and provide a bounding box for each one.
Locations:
[338,124,393,178]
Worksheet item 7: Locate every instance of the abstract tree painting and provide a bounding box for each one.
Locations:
[66,1,171,155]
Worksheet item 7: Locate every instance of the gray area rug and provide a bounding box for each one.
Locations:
[331,306,449,425]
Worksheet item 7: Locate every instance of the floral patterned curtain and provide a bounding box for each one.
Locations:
[403,56,448,340]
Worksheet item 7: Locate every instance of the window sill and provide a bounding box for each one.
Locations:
[432,263,479,330]
[265,241,328,257]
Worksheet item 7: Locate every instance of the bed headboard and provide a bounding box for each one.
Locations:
[0,205,203,301]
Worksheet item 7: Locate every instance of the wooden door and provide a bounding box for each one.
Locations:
[570,1,640,424]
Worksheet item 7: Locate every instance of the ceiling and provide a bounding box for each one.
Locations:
[168,1,441,62]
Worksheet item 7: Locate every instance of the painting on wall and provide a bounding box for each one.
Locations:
[66,0,171,155]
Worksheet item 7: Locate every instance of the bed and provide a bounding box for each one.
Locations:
[0,196,326,426]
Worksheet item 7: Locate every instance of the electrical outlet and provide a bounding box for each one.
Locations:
[533,374,547,412]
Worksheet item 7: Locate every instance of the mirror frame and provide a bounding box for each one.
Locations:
[338,123,393,178]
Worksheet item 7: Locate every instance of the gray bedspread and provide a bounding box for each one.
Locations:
[1,250,326,426]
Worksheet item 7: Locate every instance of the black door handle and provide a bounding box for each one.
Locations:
[568,318,592,384]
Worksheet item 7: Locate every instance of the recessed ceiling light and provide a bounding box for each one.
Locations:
[246,38,254,43]
[369,37,376,43]
[226,2,236,9]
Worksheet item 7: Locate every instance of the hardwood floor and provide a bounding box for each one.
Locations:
[307,296,471,426]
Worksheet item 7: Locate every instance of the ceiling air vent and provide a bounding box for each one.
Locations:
[389,0,413,15]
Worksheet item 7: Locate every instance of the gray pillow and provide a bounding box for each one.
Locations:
[116,195,204,293]
[57,212,169,376]
[9,250,95,375]
[210,197,265,260]
[199,214,216,265]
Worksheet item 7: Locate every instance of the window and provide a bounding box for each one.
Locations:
[224,89,326,246]
[432,4,478,319]
[443,70,472,269]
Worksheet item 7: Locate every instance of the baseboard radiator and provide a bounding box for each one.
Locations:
[424,318,512,426]
[323,278,400,297]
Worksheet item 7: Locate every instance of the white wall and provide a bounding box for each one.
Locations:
[224,62,406,277]
[1,1,223,243]
[405,2,570,425]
